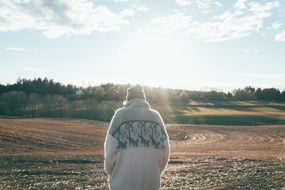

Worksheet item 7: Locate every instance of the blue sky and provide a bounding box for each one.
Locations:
[0,0,284,91]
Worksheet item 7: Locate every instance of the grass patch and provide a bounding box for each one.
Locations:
[155,100,285,125]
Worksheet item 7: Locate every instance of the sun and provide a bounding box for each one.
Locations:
[121,29,186,86]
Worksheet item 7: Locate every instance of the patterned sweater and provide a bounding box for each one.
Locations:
[104,98,170,190]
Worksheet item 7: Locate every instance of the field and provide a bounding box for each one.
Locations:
[156,100,285,125]
[0,118,285,189]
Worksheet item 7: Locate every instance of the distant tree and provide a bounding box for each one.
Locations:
[245,86,255,93]
[205,91,226,100]
[0,84,5,94]
[106,85,120,100]
[226,92,233,99]
[28,93,41,113]
[1,77,285,120]
[233,88,256,100]
[280,90,285,102]
[1,77,76,97]
[117,85,130,100]
[94,86,106,100]
[258,88,281,101]
[255,88,262,100]
[101,83,114,93]
[0,91,28,115]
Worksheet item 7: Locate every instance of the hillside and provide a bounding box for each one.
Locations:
[1,78,285,125]
[155,100,285,125]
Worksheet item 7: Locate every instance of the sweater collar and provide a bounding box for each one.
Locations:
[124,98,150,108]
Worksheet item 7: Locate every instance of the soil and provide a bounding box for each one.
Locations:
[0,118,284,189]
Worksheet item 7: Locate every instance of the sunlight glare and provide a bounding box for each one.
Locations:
[121,29,186,86]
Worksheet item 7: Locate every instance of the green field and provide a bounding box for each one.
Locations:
[155,100,285,125]
[1,99,285,125]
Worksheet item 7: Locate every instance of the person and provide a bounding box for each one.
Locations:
[104,84,170,190]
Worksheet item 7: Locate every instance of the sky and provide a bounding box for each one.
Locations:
[0,0,285,92]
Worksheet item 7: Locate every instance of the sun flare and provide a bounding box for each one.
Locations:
[120,29,186,86]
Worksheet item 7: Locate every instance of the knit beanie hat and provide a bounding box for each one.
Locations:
[126,84,146,101]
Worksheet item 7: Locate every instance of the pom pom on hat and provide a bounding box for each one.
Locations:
[126,84,146,101]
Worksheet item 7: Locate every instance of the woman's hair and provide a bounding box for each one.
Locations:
[126,84,146,101]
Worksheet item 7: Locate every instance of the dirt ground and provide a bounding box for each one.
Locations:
[0,118,285,189]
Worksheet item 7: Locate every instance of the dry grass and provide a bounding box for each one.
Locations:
[156,100,285,125]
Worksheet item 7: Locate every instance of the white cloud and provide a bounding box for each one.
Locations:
[176,0,191,7]
[275,31,285,41]
[120,9,135,17]
[4,47,35,52]
[175,0,220,14]
[0,0,129,38]
[119,4,149,18]
[190,1,279,41]
[271,21,282,30]
[153,1,279,42]
[249,1,280,12]
[234,0,247,9]
[189,9,272,41]
[135,5,150,12]
[151,12,192,33]
[113,0,129,2]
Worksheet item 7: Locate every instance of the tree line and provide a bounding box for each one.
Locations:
[0,77,284,121]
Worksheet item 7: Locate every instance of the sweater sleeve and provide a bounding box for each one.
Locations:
[156,112,170,174]
[104,133,118,175]
[161,128,170,174]
[104,111,120,175]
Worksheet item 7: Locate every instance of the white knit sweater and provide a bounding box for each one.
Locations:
[104,98,170,190]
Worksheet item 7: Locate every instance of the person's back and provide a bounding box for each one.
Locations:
[104,85,170,190]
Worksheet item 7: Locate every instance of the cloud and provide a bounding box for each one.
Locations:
[4,47,35,52]
[134,5,150,12]
[176,0,220,8]
[249,1,280,12]
[270,21,282,30]
[113,0,129,2]
[0,0,129,38]
[175,0,221,14]
[152,1,279,41]
[113,0,150,12]
[119,4,149,18]
[234,0,247,9]
[189,10,272,41]
[175,0,191,7]
[120,9,135,17]
[151,12,192,33]
[275,31,285,41]
[191,1,280,41]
